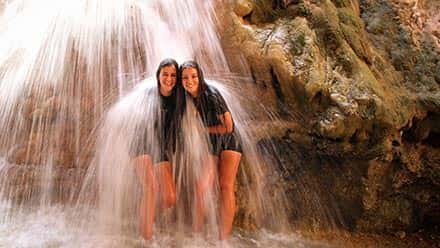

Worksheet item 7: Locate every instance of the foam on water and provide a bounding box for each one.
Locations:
[0,202,328,248]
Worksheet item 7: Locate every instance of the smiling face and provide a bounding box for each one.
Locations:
[159,65,177,96]
[181,67,199,97]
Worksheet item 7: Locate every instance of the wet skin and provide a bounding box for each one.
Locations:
[181,66,241,240]
[135,65,177,240]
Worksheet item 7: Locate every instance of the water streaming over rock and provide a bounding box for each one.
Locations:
[0,0,223,205]
[0,0,332,247]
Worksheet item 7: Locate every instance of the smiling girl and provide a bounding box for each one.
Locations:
[179,60,242,240]
[133,58,184,240]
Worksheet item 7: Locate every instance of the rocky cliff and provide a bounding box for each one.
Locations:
[222,0,439,233]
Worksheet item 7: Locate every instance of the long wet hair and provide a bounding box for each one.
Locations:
[179,60,208,97]
[156,58,186,148]
[156,58,179,89]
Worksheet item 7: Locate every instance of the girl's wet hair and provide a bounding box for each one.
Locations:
[155,58,183,101]
[156,58,186,145]
[156,58,179,87]
[179,60,207,96]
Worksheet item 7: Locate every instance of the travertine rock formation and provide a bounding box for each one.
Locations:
[222,0,439,233]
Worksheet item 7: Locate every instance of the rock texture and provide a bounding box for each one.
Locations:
[222,0,439,233]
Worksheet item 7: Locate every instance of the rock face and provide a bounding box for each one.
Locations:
[222,0,439,233]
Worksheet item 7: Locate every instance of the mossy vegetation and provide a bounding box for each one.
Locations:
[330,0,353,8]
[337,8,361,28]
[289,32,306,55]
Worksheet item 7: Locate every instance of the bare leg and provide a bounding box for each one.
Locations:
[155,161,176,210]
[193,155,217,232]
[134,155,156,240]
[218,150,241,240]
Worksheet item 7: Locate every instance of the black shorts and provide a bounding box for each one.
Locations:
[208,132,242,155]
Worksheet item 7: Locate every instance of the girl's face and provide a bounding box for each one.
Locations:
[159,65,177,96]
[181,67,199,97]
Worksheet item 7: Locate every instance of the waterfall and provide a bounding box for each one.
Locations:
[0,0,314,247]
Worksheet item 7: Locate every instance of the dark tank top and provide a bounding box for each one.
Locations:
[159,93,176,145]
[194,85,229,127]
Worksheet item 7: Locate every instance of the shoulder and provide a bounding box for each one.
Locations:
[204,85,229,112]
[204,85,224,102]
[206,84,221,95]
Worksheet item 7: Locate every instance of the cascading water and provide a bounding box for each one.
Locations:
[85,76,294,243]
[0,0,331,247]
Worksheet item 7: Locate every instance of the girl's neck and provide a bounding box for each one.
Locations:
[160,87,172,97]
[190,92,198,98]
[189,88,199,98]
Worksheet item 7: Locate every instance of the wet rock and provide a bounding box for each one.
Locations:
[358,196,415,232]
[396,230,406,239]
[234,0,253,17]
[0,164,87,204]
[7,145,30,165]
[435,62,440,83]
[220,0,440,234]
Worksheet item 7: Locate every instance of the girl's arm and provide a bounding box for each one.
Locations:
[207,111,233,134]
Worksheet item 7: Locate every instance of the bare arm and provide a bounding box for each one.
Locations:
[207,112,234,134]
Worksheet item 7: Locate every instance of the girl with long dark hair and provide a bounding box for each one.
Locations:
[132,58,184,240]
[179,60,242,240]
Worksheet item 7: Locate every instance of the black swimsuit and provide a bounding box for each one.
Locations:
[194,85,242,155]
[158,93,176,161]
[132,92,176,163]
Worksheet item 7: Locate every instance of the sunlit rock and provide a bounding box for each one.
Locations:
[221,0,440,234]
[234,0,253,17]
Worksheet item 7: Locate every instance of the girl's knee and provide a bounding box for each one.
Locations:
[164,191,176,208]
[220,181,234,194]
